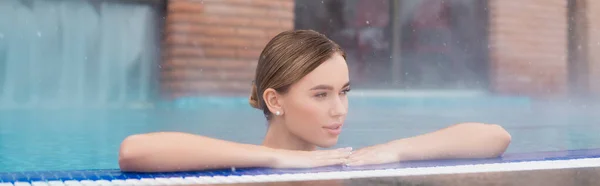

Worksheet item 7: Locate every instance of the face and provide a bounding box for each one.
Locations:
[279,53,350,148]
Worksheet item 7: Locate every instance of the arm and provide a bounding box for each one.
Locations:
[391,123,512,161]
[118,132,276,172]
[118,132,352,172]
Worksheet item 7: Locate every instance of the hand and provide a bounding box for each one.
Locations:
[346,143,401,166]
[270,147,353,169]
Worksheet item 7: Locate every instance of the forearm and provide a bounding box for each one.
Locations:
[118,132,275,172]
[390,123,511,161]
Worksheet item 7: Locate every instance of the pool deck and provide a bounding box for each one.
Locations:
[221,167,600,186]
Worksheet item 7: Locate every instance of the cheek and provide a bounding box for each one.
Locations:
[342,96,349,108]
[287,97,327,126]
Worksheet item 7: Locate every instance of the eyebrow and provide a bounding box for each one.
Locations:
[309,82,350,91]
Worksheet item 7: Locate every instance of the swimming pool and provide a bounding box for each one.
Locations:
[1,93,600,184]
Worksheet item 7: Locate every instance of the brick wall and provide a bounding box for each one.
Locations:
[158,0,592,99]
[160,0,294,98]
[588,0,600,96]
[488,0,568,97]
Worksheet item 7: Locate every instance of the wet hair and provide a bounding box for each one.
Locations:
[249,30,346,119]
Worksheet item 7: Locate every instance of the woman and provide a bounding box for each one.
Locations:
[118,30,511,172]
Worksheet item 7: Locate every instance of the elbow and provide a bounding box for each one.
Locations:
[492,124,512,148]
[460,123,512,158]
[480,123,512,157]
[118,134,146,172]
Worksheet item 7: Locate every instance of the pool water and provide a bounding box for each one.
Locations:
[2,96,600,172]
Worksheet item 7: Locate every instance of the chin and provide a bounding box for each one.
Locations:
[315,138,339,148]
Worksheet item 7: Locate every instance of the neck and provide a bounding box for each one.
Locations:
[262,118,316,151]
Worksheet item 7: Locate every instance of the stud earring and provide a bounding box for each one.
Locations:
[275,111,281,116]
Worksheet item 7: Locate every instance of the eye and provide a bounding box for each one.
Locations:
[315,92,327,98]
[340,88,351,95]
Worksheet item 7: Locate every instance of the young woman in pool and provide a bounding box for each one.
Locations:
[118,30,511,172]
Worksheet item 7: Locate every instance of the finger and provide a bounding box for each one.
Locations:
[348,149,369,159]
[347,152,367,162]
[332,147,353,153]
[314,147,353,156]
[345,159,367,166]
[314,157,348,167]
[315,151,352,160]
[347,153,380,166]
[319,152,351,160]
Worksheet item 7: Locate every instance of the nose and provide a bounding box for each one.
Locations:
[329,95,348,117]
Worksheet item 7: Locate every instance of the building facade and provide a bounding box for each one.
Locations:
[142,0,600,99]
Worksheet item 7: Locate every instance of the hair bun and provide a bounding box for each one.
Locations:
[249,83,261,109]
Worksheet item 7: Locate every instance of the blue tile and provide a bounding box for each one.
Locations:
[39,172,58,181]
[26,173,43,182]
[14,176,30,182]
[0,173,15,183]
[119,173,141,179]
[211,170,233,176]
[134,173,155,179]
[80,171,100,180]
[169,172,194,178]
[164,172,187,177]
[97,174,114,180]
[109,173,129,180]
[53,171,73,181]
[50,172,64,181]
[239,169,270,176]
[69,171,87,181]
[12,172,28,182]
[188,171,215,177]
[180,171,212,177]
[2,148,600,183]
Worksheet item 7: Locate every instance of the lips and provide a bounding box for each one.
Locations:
[323,123,343,135]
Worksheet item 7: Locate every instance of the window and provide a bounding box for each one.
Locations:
[295,0,489,90]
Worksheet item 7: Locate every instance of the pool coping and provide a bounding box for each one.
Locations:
[1,148,600,184]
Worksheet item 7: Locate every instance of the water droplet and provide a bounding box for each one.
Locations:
[366,21,370,25]
[37,31,41,37]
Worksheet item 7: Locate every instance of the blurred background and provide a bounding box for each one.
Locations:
[1,0,600,172]
[1,0,599,107]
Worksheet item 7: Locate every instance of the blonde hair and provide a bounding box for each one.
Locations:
[249,30,346,119]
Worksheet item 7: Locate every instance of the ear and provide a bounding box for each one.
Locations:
[263,88,284,115]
